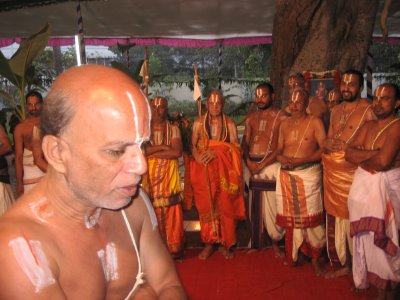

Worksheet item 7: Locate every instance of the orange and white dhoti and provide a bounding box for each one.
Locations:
[276,163,325,264]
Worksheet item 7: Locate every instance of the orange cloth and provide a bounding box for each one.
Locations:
[322,151,357,219]
[154,205,184,254]
[276,164,324,228]
[142,157,184,254]
[190,140,246,248]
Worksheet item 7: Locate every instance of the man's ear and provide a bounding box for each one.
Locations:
[395,99,400,111]
[42,135,68,174]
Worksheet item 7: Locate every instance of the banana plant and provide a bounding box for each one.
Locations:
[0,23,51,121]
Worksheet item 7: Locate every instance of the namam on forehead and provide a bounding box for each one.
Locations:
[290,88,308,104]
[152,96,167,107]
[55,65,150,143]
[208,90,224,104]
[342,73,358,85]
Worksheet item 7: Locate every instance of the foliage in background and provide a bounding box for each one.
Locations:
[0,23,51,122]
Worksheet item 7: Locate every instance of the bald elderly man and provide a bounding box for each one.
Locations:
[0,65,186,299]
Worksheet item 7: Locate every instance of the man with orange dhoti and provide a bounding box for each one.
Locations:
[322,69,375,278]
[142,96,184,259]
[191,90,246,260]
[346,83,400,299]
[276,88,326,275]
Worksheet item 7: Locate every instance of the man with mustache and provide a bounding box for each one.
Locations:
[142,96,184,260]
[242,82,286,256]
[345,83,400,299]
[14,90,45,196]
[0,65,186,299]
[275,88,326,275]
[322,69,375,279]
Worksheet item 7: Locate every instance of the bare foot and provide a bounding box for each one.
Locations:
[246,248,258,254]
[311,257,325,277]
[198,244,215,260]
[324,266,350,279]
[219,246,234,259]
[272,243,285,258]
[350,284,368,294]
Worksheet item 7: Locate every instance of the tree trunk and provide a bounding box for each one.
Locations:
[271,0,379,107]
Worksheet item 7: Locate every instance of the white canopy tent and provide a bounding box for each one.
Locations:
[0,0,399,47]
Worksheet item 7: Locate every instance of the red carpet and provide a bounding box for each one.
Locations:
[175,248,377,300]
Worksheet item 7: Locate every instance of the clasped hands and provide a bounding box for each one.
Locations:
[195,150,215,165]
[277,155,299,169]
[246,159,262,175]
[324,138,346,153]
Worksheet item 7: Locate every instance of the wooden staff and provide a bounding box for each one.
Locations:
[144,47,149,97]
[194,64,217,235]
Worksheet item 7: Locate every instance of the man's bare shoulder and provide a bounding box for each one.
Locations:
[245,111,259,122]
[280,117,291,129]
[0,199,52,257]
[123,190,158,232]
[357,98,372,109]
[14,117,39,134]
[224,114,236,126]
[272,108,287,121]
[388,118,400,137]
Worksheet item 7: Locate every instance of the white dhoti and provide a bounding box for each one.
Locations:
[252,162,285,241]
[349,167,400,290]
[23,149,45,192]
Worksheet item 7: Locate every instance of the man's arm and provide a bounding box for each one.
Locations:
[191,119,214,165]
[0,125,12,156]
[324,106,339,152]
[361,122,400,171]
[130,195,186,299]
[276,122,291,167]
[0,227,67,299]
[32,126,48,172]
[344,123,377,164]
[148,126,182,159]
[241,117,252,161]
[13,124,24,196]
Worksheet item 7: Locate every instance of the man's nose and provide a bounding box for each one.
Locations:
[122,147,148,176]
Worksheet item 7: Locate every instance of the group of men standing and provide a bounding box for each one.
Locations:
[142,68,400,299]
[0,64,398,299]
[241,70,399,298]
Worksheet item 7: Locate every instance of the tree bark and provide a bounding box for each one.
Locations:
[271,0,379,107]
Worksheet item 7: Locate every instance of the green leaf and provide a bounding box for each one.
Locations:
[0,51,18,86]
[9,23,52,78]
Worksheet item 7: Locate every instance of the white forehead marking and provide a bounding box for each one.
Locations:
[126,91,151,144]
[9,237,55,293]
[97,242,119,282]
[29,198,54,223]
